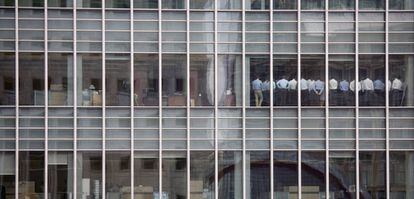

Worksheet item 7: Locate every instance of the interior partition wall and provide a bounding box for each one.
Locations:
[0,0,413,199]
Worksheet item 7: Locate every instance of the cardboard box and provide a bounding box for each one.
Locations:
[49,91,66,105]
[168,95,185,106]
[92,92,102,106]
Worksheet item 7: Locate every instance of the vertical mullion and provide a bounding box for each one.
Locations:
[325,0,330,198]
[385,0,390,198]
[242,0,246,198]
[297,0,302,198]
[73,2,78,198]
[269,0,274,198]
[158,0,162,198]
[14,1,19,199]
[130,1,134,199]
[44,1,49,198]
[101,1,106,198]
[214,0,219,198]
[186,0,191,198]
[355,0,360,198]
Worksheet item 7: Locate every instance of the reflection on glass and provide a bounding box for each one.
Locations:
[77,152,102,199]
[48,152,73,199]
[329,0,355,9]
[274,55,297,106]
[19,53,45,106]
[389,55,414,106]
[329,55,355,106]
[77,54,102,106]
[301,55,325,106]
[301,0,325,9]
[390,152,414,199]
[218,0,242,9]
[0,0,14,6]
[134,0,158,8]
[190,0,213,9]
[359,55,385,106]
[218,151,242,199]
[218,55,242,106]
[163,152,187,199]
[162,54,186,106]
[76,0,101,8]
[389,0,414,10]
[48,0,73,7]
[246,55,270,107]
[274,0,297,9]
[19,152,44,199]
[48,53,73,106]
[105,0,129,8]
[19,0,44,7]
[246,151,270,199]
[329,152,356,199]
[134,152,159,199]
[246,0,269,10]
[274,152,298,198]
[0,53,15,105]
[359,0,384,10]
[106,152,130,199]
[106,54,130,106]
[359,151,385,198]
[0,152,15,199]
[302,152,325,198]
[190,55,214,106]
[190,151,214,198]
[162,0,185,9]
[134,54,159,106]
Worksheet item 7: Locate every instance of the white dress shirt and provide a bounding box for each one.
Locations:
[329,78,338,90]
[361,78,374,91]
[300,78,308,90]
[350,80,361,92]
[391,78,403,90]
[288,79,298,90]
[307,79,315,92]
[277,79,289,89]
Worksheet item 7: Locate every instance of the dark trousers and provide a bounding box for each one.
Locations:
[301,90,309,106]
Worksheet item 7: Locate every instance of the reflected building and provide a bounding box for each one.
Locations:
[0,0,413,199]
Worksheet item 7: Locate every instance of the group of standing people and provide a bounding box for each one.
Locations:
[251,76,298,107]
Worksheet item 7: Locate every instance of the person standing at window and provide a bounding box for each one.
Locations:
[252,76,263,107]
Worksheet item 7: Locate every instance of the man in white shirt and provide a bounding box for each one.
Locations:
[262,79,271,106]
[329,78,338,106]
[252,77,263,107]
[361,78,375,106]
[300,78,309,106]
[391,77,403,106]
[276,76,289,106]
[288,78,298,106]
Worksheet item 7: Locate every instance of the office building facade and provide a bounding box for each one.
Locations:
[0,0,413,198]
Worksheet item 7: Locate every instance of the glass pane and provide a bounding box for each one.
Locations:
[390,151,414,199]
[329,0,355,9]
[48,0,73,7]
[246,55,270,107]
[134,0,158,8]
[274,152,298,199]
[359,0,385,10]
[301,0,325,9]
[218,55,242,106]
[274,0,297,9]
[134,54,159,106]
[0,152,15,199]
[19,53,44,106]
[77,152,102,199]
[106,54,131,106]
[48,152,73,198]
[218,151,242,199]
[105,0,129,8]
[48,53,73,106]
[329,55,355,106]
[0,0,14,6]
[19,0,44,7]
[190,54,214,106]
[162,0,185,9]
[134,152,159,198]
[359,55,385,106]
[389,55,414,106]
[218,0,242,9]
[0,52,15,105]
[329,152,356,199]
[246,151,270,199]
[190,151,214,198]
[246,0,270,10]
[163,152,187,199]
[106,152,130,198]
[77,53,102,106]
[359,151,386,198]
[76,0,101,8]
[274,55,298,106]
[389,0,414,10]
[190,0,213,9]
[162,54,187,106]
[301,55,325,106]
[301,151,325,198]
[19,151,44,199]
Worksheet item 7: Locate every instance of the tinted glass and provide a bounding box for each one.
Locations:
[246,55,270,107]
[329,55,355,106]
[302,152,325,197]
[134,54,159,106]
[19,152,44,199]
[190,54,214,106]
[77,54,102,106]
[162,152,187,199]
[162,54,187,106]
[329,152,356,199]
[190,151,214,198]
[218,151,242,199]
[48,53,73,106]
[48,152,74,198]
[19,53,44,106]
[218,55,242,106]
[106,152,131,198]
[105,54,131,106]
[0,152,15,199]
[134,152,159,198]
[274,55,298,106]
[77,152,102,199]
[359,151,386,198]
[389,55,414,106]
[0,53,15,105]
